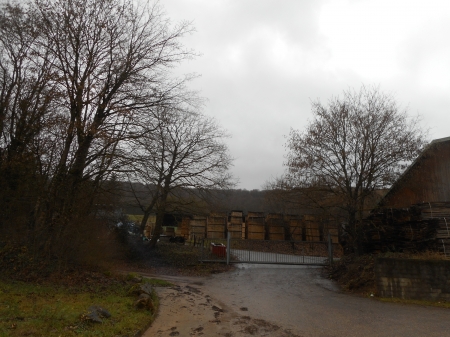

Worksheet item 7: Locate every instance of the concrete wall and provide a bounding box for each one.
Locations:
[375,257,450,301]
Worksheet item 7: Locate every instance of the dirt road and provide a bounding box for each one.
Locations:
[142,264,450,337]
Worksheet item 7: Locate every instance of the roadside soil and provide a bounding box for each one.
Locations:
[120,240,301,336]
[139,272,303,337]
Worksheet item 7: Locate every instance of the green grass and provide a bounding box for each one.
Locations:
[0,277,160,337]
[143,278,173,287]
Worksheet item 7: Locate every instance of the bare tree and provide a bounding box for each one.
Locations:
[31,0,196,254]
[0,0,196,262]
[0,3,58,238]
[282,86,427,253]
[127,105,234,247]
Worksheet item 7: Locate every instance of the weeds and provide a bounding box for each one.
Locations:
[0,274,159,337]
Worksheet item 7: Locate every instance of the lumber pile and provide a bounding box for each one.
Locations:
[416,202,450,255]
[246,212,265,240]
[266,213,285,241]
[207,212,227,239]
[190,215,207,239]
[363,202,450,254]
[228,210,244,239]
[180,216,190,238]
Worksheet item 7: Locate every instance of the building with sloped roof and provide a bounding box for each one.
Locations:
[379,136,450,208]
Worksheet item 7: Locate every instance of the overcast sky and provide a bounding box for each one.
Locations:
[162,0,450,190]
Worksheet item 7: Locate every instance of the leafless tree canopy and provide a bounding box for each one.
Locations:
[280,86,427,250]
[0,0,233,262]
[125,104,234,246]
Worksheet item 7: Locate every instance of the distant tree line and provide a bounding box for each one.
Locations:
[120,186,279,219]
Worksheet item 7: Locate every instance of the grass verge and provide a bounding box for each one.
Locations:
[0,273,163,337]
[327,253,376,295]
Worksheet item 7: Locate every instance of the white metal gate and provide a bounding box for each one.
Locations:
[199,234,340,266]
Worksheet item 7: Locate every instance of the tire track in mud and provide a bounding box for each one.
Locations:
[144,284,302,337]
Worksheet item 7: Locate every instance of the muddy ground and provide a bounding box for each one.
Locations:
[141,264,449,337]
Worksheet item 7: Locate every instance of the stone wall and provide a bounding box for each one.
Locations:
[375,258,450,301]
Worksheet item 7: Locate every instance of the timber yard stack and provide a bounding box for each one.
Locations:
[246,212,265,240]
[165,226,175,237]
[303,214,323,241]
[207,212,227,239]
[289,216,305,241]
[228,211,244,239]
[416,202,450,255]
[180,216,190,238]
[363,205,442,253]
[190,215,207,240]
[266,213,285,241]
[143,214,156,238]
[322,217,340,244]
[149,210,342,243]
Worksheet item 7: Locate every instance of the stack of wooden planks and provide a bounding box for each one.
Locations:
[363,202,450,254]
[416,202,450,255]
[180,216,190,238]
[207,212,227,239]
[228,210,244,239]
[246,212,265,240]
[190,215,207,239]
[289,216,304,241]
[266,213,285,241]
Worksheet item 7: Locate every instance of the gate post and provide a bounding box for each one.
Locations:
[328,233,333,266]
[226,231,231,265]
[200,238,204,261]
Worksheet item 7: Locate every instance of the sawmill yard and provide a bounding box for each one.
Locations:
[2,234,450,337]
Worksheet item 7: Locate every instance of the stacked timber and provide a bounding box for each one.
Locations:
[207,212,227,239]
[143,214,156,238]
[303,214,323,241]
[363,206,440,253]
[246,211,265,240]
[228,210,244,239]
[190,215,207,239]
[416,202,450,255]
[321,217,340,244]
[180,216,190,238]
[289,216,305,241]
[266,213,285,241]
[165,226,175,237]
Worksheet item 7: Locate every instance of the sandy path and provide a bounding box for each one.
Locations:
[143,284,300,337]
[141,274,300,337]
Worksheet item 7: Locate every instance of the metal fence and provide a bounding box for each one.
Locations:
[199,234,342,266]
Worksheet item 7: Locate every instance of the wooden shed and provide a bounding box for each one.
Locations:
[368,137,450,254]
[379,137,450,208]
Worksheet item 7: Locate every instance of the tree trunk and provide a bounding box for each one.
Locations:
[148,206,165,248]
